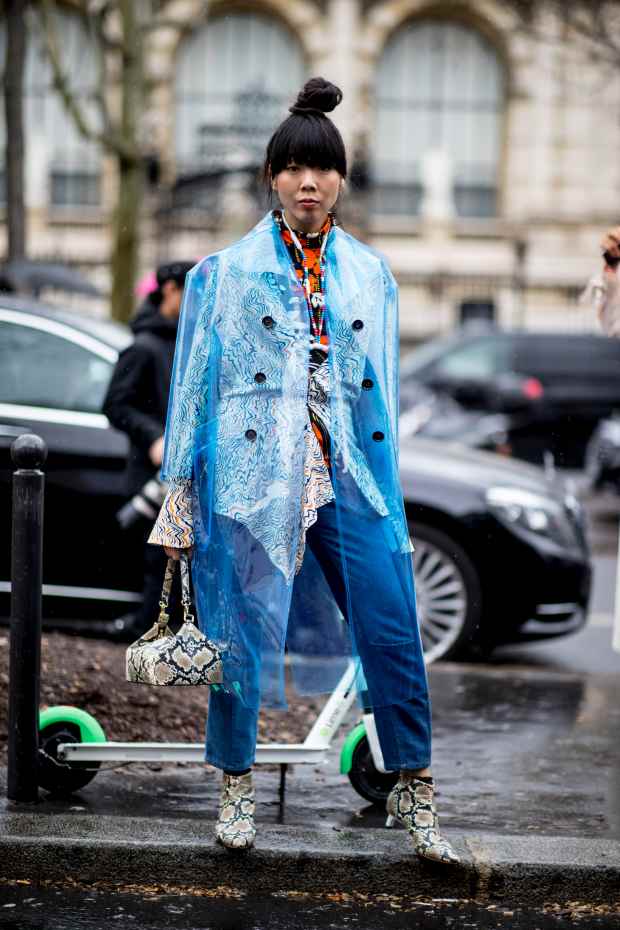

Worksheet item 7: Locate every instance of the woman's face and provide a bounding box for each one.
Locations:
[272,161,342,233]
[159,280,184,319]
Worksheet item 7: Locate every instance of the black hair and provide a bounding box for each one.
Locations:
[150,261,194,306]
[156,261,194,289]
[263,77,347,188]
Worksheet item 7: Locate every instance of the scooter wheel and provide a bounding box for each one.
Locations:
[38,722,101,796]
[347,734,398,806]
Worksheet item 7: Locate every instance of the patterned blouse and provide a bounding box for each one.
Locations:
[149,210,336,573]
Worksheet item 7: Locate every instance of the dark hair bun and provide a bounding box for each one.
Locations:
[289,77,343,116]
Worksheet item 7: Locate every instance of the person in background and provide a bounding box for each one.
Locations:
[103,261,194,634]
[586,226,620,337]
[586,228,620,654]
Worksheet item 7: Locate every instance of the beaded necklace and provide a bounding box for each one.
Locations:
[280,211,330,352]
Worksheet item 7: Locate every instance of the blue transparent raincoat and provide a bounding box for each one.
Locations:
[161,214,422,711]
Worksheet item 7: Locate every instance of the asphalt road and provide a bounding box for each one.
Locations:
[0,884,618,930]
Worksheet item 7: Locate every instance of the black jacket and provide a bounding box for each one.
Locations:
[103,297,178,495]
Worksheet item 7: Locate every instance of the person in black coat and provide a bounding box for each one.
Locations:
[104,261,194,633]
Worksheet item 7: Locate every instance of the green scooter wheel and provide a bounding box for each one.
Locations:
[38,706,106,796]
[345,730,398,806]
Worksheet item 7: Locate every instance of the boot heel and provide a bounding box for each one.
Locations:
[385,814,396,828]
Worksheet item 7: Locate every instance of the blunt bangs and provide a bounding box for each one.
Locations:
[265,113,347,180]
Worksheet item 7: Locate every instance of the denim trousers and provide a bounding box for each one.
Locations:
[204,498,432,772]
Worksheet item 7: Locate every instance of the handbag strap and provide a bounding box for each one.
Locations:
[158,554,196,627]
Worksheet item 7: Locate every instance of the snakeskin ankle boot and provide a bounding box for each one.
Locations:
[385,775,460,865]
[215,772,256,849]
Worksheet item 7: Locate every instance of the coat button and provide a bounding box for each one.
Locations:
[362,378,374,390]
[352,319,364,330]
[262,316,274,328]
[254,372,266,383]
[372,431,384,442]
[245,429,257,441]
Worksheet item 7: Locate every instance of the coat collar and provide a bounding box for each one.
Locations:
[226,212,383,326]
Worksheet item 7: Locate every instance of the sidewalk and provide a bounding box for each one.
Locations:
[1,663,619,906]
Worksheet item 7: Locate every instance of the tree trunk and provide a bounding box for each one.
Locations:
[4,0,27,262]
[109,0,143,323]
[110,154,144,322]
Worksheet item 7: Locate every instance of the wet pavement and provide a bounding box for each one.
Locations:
[1,655,619,908]
[1,486,620,910]
[0,883,619,930]
[3,659,617,842]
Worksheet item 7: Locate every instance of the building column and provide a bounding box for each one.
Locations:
[321,0,361,152]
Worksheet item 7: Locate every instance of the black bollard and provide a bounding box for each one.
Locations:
[7,434,47,803]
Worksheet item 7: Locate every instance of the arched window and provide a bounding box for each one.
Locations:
[175,11,305,177]
[0,8,102,208]
[373,19,505,218]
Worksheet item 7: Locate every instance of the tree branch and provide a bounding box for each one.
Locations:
[509,1,620,67]
[91,9,119,141]
[140,18,192,33]
[563,8,620,66]
[37,0,138,161]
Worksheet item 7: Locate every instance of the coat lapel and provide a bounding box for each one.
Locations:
[325,229,383,379]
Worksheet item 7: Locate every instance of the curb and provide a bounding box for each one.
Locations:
[1,813,618,905]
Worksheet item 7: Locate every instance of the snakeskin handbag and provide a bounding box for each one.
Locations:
[126,554,223,686]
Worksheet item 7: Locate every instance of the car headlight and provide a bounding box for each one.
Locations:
[486,486,580,549]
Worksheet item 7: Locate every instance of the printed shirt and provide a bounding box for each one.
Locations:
[150,210,336,571]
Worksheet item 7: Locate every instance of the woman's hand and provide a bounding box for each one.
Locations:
[164,546,193,561]
[149,435,165,466]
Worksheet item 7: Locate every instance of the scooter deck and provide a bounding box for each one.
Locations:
[59,741,330,764]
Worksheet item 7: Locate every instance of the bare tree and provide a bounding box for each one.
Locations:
[4,0,28,262]
[508,1,620,67]
[38,0,203,322]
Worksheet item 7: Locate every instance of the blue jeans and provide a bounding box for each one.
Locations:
[205,499,432,772]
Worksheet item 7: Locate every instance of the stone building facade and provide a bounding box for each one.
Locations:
[2,0,620,339]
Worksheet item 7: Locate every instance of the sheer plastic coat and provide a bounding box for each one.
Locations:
[161,214,423,710]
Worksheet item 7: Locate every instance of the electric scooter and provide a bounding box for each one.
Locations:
[37,661,398,804]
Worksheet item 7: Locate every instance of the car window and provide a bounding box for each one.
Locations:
[433,339,510,380]
[400,336,456,378]
[515,336,620,379]
[0,320,113,413]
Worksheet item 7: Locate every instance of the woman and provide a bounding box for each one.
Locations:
[587,226,620,654]
[150,77,459,864]
[591,226,620,337]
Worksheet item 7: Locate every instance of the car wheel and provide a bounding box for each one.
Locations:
[408,521,483,663]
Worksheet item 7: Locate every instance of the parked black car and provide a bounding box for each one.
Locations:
[402,437,589,660]
[0,298,592,661]
[0,296,137,632]
[401,327,620,467]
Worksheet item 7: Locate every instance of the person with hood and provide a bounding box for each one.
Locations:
[104,261,194,633]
